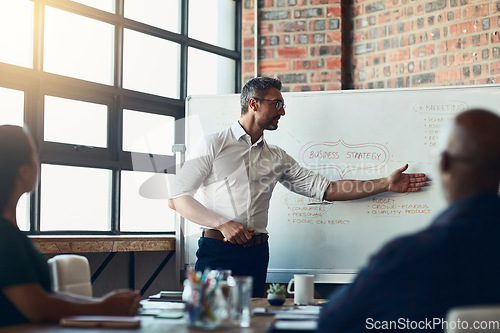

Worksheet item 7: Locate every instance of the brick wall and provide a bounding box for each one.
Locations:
[241,0,500,91]
[242,0,343,92]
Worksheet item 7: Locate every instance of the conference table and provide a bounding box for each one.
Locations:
[0,298,322,333]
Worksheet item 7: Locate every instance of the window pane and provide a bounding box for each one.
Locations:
[44,96,107,147]
[0,0,33,68]
[120,171,175,232]
[0,87,24,126]
[123,110,175,155]
[189,0,235,50]
[124,0,180,33]
[72,0,115,13]
[44,6,114,85]
[40,164,111,231]
[16,194,30,231]
[187,48,235,96]
[123,29,180,98]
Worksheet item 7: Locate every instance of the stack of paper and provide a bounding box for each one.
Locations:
[265,305,320,332]
[139,298,185,317]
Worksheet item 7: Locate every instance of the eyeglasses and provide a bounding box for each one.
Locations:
[253,97,286,111]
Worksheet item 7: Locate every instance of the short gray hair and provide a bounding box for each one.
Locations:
[240,77,282,115]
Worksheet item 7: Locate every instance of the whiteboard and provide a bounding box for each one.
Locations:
[184,85,500,282]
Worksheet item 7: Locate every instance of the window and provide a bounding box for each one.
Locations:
[40,164,112,231]
[124,0,180,33]
[44,96,108,148]
[72,0,115,13]
[0,87,24,126]
[0,0,240,235]
[44,6,114,85]
[123,29,180,98]
[187,47,236,96]
[120,171,175,232]
[189,0,236,50]
[123,110,175,156]
[0,0,34,69]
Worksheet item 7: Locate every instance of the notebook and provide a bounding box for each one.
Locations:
[148,291,184,302]
[60,316,140,328]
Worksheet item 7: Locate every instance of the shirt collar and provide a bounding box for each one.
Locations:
[232,122,264,146]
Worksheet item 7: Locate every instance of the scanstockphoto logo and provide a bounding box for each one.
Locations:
[366,317,500,331]
[251,157,383,196]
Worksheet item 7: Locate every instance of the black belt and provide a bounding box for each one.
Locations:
[202,229,268,247]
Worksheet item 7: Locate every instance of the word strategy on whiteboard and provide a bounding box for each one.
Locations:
[299,140,390,179]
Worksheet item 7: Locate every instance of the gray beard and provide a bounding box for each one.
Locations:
[259,119,278,131]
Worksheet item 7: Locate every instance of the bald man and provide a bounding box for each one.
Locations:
[317,109,500,333]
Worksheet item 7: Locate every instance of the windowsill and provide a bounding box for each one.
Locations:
[29,235,176,254]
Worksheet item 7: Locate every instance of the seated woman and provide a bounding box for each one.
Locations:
[0,125,141,327]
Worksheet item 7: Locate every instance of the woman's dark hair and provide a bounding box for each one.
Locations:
[0,125,34,213]
[240,77,282,115]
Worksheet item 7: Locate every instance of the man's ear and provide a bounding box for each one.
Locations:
[249,98,258,111]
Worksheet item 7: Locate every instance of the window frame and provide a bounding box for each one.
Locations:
[0,0,241,235]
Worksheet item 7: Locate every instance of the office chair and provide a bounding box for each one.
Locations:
[48,254,93,297]
[445,305,500,332]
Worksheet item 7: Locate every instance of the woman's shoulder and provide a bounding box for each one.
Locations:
[0,218,29,250]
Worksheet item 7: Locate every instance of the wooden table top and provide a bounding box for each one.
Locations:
[0,298,323,333]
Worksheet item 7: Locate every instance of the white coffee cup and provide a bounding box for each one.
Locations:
[287,274,314,305]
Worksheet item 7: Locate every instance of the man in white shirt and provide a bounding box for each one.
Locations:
[168,77,428,296]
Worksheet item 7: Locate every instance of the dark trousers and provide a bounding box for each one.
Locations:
[195,237,269,297]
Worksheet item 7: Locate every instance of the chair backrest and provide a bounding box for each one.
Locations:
[48,254,93,297]
[445,305,500,333]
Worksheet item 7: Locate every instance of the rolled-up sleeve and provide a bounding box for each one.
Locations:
[279,153,331,201]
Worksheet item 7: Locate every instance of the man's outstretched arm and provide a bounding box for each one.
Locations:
[323,164,429,201]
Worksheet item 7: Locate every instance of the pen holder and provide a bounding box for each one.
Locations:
[183,273,228,329]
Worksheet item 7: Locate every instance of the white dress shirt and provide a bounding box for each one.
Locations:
[169,122,331,234]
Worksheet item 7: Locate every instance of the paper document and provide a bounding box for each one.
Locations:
[269,319,318,332]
